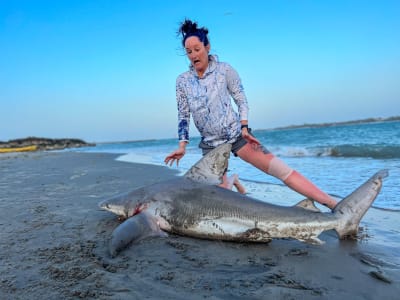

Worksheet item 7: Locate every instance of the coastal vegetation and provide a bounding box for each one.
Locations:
[272,116,400,131]
[0,137,95,153]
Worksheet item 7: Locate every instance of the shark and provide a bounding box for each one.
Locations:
[99,143,387,257]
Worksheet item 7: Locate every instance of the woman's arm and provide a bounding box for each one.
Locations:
[176,76,190,143]
[164,76,191,166]
[226,65,249,122]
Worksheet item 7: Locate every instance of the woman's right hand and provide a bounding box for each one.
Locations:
[164,146,186,166]
[242,127,261,149]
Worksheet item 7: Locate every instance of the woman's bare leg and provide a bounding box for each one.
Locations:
[283,171,337,208]
[236,143,337,209]
[219,172,230,189]
[221,173,246,194]
[233,175,246,194]
[228,174,246,194]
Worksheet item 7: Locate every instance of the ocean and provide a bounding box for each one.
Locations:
[74,121,400,211]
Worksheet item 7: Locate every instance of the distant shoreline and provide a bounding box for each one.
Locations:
[0,137,95,153]
[2,116,399,146]
[269,116,400,131]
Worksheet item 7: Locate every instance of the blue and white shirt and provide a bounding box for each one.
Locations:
[176,55,249,147]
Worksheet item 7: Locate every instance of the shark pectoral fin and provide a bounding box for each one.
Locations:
[109,212,161,257]
[183,143,231,185]
[294,199,321,212]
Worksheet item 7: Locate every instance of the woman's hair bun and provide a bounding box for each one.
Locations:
[178,19,209,46]
[180,19,199,36]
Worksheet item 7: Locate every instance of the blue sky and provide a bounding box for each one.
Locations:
[1,0,399,142]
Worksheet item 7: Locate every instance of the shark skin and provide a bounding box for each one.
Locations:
[99,144,388,257]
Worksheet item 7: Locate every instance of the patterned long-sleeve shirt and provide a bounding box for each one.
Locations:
[176,55,249,147]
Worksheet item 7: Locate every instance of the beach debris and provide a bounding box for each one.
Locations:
[286,248,309,256]
[369,270,392,283]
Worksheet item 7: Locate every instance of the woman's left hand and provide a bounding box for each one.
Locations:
[242,128,262,149]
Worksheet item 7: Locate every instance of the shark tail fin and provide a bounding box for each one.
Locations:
[333,169,388,239]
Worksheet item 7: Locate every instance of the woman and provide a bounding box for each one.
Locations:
[164,19,337,209]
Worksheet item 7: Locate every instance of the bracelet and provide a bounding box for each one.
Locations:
[241,124,249,130]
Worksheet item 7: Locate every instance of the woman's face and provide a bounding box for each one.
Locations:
[184,36,210,77]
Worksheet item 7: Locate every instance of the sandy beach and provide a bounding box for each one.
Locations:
[0,151,399,299]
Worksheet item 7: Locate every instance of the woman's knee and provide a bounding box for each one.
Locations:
[266,157,294,181]
[237,144,294,181]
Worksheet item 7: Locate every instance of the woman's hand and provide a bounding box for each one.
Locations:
[241,127,262,150]
[164,144,186,166]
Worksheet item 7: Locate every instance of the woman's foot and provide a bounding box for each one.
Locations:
[231,174,246,194]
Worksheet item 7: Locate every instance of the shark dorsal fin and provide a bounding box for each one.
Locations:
[295,199,321,212]
[184,143,232,185]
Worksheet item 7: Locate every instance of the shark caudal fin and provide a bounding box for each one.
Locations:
[333,169,388,239]
[184,143,231,185]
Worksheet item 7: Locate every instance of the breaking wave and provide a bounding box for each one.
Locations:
[273,144,400,159]
[328,144,400,159]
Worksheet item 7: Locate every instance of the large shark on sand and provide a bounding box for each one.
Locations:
[99,144,388,257]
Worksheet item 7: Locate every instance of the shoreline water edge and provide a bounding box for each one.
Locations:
[74,120,400,212]
[0,151,399,299]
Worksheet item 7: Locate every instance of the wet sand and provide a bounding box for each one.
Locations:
[0,151,399,299]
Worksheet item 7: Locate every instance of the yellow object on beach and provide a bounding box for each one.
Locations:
[0,145,38,153]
